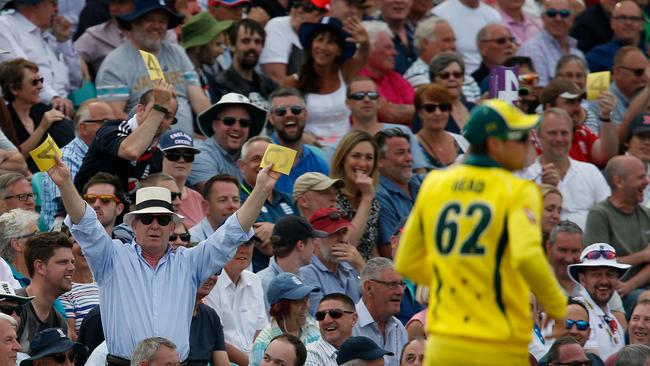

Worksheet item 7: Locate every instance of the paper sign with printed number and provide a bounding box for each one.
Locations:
[260,144,297,175]
[489,66,519,104]
[29,134,62,172]
[587,71,610,101]
[139,50,165,81]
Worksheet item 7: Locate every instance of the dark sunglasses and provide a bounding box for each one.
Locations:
[82,118,110,124]
[584,249,616,260]
[613,15,643,22]
[421,103,451,113]
[30,77,44,87]
[273,105,305,117]
[545,8,571,18]
[139,214,173,226]
[0,305,21,316]
[5,193,36,201]
[620,66,645,77]
[218,116,251,128]
[169,233,191,242]
[348,91,380,101]
[50,353,77,364]
[311,211,346,223]
[555,361,592,366]
[164,152,195,162]
[171,192,182,201]
[436,71,463,80]
[315,309,355,321]
[483,36,516,45]
[565,319,590,331]
[83,194,121,205]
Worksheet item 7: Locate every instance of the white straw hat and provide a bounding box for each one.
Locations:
[567,243,631,284]
[123,187,183,226]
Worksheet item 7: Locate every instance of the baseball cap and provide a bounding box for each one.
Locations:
[272,216,328,250]
[463,99,540,144]
[159,130,201,153]
[540,78,584,105]
[207,0,250,6]
[267,272,320,306]
[0,281,33,305]
[627,114,650,139]
[21,328,86,366]
[293,172,344,201]
[309,208,351,234]
[567,243,631,285]
[336,336,394,364]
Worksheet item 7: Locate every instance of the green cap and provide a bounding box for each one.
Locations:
[463,99,540,144]
[181,12,233,49]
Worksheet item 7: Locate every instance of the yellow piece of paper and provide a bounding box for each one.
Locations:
[139,50,165,81]
[586,71,610,101]
[260,144,297,175]
[29,134,62,172]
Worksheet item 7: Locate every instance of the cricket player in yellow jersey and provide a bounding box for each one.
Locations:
[395,100,567,365]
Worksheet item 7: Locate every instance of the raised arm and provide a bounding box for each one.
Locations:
[47,155,85,224]
[235,164,279,232]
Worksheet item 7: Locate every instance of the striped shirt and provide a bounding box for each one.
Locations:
[59,282,100,332]
[305,338,338,366]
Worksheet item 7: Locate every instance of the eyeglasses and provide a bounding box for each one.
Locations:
[482,36,516,45]
[619,66,646,77]
[436,71,463,80]
[554,361,592,366]
[311,211,346,223]
[584,249,617,260]
[169,233,191,242]
[218,116,251,128]
[5,193,36,201]
[171,192,182,201]
[83,194,121,205]
[13,231,38,240]
[348,91,380,101]
[314,309,355,321]
[164,151,196,163]
[82,119,110,124]
[50,353,77,364]
[138,214,173,226]
[369,279,407,290]
[565,319,590,331]
[544,8,571,18]
[273,105,305,117]
[421,103,451,113]
[0,305,21,316]
[29,77,44,87]
[613,15,643,22]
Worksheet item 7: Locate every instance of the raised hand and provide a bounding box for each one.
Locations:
[342,17,368,45]
[52,16,73,43]
[255,163,280,194]
[354,171,374,198]
[47,155,72,188]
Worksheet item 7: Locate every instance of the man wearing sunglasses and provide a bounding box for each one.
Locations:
[568,243,631,360]
[19,328,86,366]
[0,280,34,325]
[544,336,592,366]
[305,293,358,366]
[472,23,517,88]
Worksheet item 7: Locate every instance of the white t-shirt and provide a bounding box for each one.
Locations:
[432,0,502,74]
[259,16,301,65]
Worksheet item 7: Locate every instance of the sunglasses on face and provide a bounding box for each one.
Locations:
[311,211,346,223]
[348,91,380,101]
[218,116,251,128]
[82,118,110,124]
[613,15,643,22]
[169,233,191,242]
[483,36,516,45]
[171,192,182,201]
[273,105,305,117]
[620,66,646,77]
[50,353,77,364]
[566,319,590,330]
[5,193,36,201]
[421,103,452,113]
[314,308,355,321]
[584,249,617,260]
[164,151,196,163]
[0,305,21,316]
[518,73,539,85]
[436,71,463,80]
[138,214,173,226]
[545,8,571,18]
[83,194,121,205]
[30,77,44,87]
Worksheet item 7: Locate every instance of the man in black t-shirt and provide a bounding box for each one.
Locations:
[74,80,177,200]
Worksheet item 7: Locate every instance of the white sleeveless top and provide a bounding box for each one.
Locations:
[305,71,351,147]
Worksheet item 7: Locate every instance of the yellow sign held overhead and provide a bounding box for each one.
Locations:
[139,50,165,81]
[29,134,62,172]
[260,144,297,175]
[586,71,610,101]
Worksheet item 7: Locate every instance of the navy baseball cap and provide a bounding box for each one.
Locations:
[159,130,201,153]
[272,216,327,250]
[267,273,319,306]
[21,328,86,366]
[336,336,393,364]
[116,0,184,30]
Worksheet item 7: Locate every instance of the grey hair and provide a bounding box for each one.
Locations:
[362,21,393,47]
[0,173,27,199]
[130,337,177,366]
[241,136,273,161]
[0,312,17,328]
[615,344,650,366]
[555,54,589,76]
[360,257,394,283]
[140,173,176,188]
[414,16,446,52]
[429,51,465,80]
[476,23,506,46]
[0,209,39,262]
[548,220,583,245]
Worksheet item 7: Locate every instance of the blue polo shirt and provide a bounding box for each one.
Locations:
[376,175,421,245]
[270,135,329,196]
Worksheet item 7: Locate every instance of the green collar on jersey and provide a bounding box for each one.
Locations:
[464,154,502,168]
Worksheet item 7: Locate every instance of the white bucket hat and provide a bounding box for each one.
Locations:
[567,243,631,284]
[197,93,267,138]
[123,187,183,226]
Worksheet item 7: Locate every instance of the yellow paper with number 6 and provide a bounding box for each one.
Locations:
[29,134,62,172]
[139,50,165,81]
[586,71,610,101]
[260,144,297,175]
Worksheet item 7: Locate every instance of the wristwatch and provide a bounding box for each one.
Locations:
[599,112,612,122]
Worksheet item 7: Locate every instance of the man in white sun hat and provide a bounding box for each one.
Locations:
[568,243,631,360]
[47,154,279,366]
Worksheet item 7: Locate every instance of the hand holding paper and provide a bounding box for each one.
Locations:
[139,50,165,81]
[29,135,62,172]
[260,144,297,175]
[586,71,610,101]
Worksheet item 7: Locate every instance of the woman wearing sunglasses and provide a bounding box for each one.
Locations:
[0,58,74,173]
[428,52,476,134]
[170,223,192,250]
[414,83,468,169]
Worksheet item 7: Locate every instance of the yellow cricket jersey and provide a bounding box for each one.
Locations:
[395,155,566,353]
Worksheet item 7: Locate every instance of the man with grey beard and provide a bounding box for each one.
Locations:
[95,0,211,135]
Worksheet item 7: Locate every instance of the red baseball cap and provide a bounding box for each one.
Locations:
[309,208,351,234]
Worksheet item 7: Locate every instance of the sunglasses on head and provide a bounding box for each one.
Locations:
[566,319,590,331]
[437,71,463,80]
[348,91,380,101]
[0,305,21,316]
[139,214,173,226]
[273,105,305,117]
[50,353,77,364]
[545,8,571,18]
[483,36,516,45]
[584,249,616,260]
[164,151,195,163]
[83,194,121,205]
[30,77,44,87]
[169,233,191,242]
[314,308,355,321]
[421,103,451,113]
[218,116,251,128]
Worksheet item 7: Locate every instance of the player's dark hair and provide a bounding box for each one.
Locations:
[468,141,488,155]
[546,336,581,363]
[25,232,73,277]
[83,172,126,203]
[268,334,307,366]
[229,18,266,45]
[374,128,410,159]
[568,297,589,317]
[203,174,239,200]
[319,293,355,310]
[630,298,650,318]
[503,56,534,71]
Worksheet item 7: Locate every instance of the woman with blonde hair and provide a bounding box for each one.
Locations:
[539,183,563,245]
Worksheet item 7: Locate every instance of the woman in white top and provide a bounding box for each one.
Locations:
[284,17,369,147]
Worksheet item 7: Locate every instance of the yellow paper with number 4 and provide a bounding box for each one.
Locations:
[139,50,165,81]
[587,71,610,101]
[29,134,62,172]
[260,144,297,175]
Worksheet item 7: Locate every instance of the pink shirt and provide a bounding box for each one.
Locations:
[358,68,415,105]
[178,187,206,228]
[497,8,543,45]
